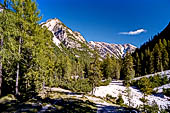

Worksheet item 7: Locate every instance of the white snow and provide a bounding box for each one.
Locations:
[42,18,62,31]
[44,20,56,31]
[154,83,170,93]
[88,41,137,58]
[53,36,61,46]
[89,41,96,46]
[93,80,170,110]
[133,70,170,81]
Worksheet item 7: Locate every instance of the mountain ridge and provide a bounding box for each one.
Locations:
[89,41,136,58]
[42,18,137,58]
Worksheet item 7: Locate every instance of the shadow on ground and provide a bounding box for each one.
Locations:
[0,96,97,113]
[97,104,141,113]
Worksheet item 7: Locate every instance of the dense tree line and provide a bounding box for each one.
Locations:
[132,22,170,77]
[133,37,170,77]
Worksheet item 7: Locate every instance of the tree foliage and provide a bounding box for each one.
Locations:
[88,55,102,94]
[133,32,170,77]
[121,53,135,84]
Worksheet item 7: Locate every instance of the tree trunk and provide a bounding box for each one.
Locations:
[16,37,21,95]
[143,93,146,112]
[92,83,94,95]
[0,37,3,96]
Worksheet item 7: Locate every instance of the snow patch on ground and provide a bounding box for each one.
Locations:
[93,80,170,109]
[154,83,170,93]
[133,70,170,81]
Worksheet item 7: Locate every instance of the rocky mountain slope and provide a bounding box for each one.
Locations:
[41,18,136,58]
[41,18,87,49]
[89,41,136,58]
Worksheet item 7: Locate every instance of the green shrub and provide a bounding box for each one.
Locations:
[130,74,170,94]
[146,101,159,113]
[161,75,169,85]
[151,75,162,88]
[163,88,170,97]
[73,79,93,93]
[116,93,124,106]
[59,78,92,93]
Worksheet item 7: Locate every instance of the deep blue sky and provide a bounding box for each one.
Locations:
[36,0,170,47]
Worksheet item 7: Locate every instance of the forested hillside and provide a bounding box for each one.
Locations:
[0,0,121,98]
[132,23,170,77]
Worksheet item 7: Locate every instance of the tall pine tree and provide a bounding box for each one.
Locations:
[88,54,102,95]
[121,53,135,84]
[153,44,162,72]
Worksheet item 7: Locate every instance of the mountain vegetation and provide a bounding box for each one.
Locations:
[132,24,170,77]
[0,0,121,98]
[0,0,170,112]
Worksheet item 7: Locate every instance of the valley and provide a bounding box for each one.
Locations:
[0,70,170,112]
[0,0,170,113]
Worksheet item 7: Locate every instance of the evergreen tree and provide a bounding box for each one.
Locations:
[11,0,41,23]
[0,0,56,96]
[167,41,170,69]
[121,53,135,84]
[153,44,162,72]
[112,56,121,79]
[139,77,153,112]
[134,52,141,77]
[116,93,124,106]
[162,48,169,70]
[88,55,102,95]
[63,56,72,80]
[148,51,154,74]
[101,54,113,79]
[0,9,20,95]
[144,49,149,74]
[125,84,133,108]
[140,52,146,75]
[0,0,13,97]
[158,39,164,52]
[0,30,2,96]
[162,38,167,47]
[0,5,4,97]
[143,48,154,74]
